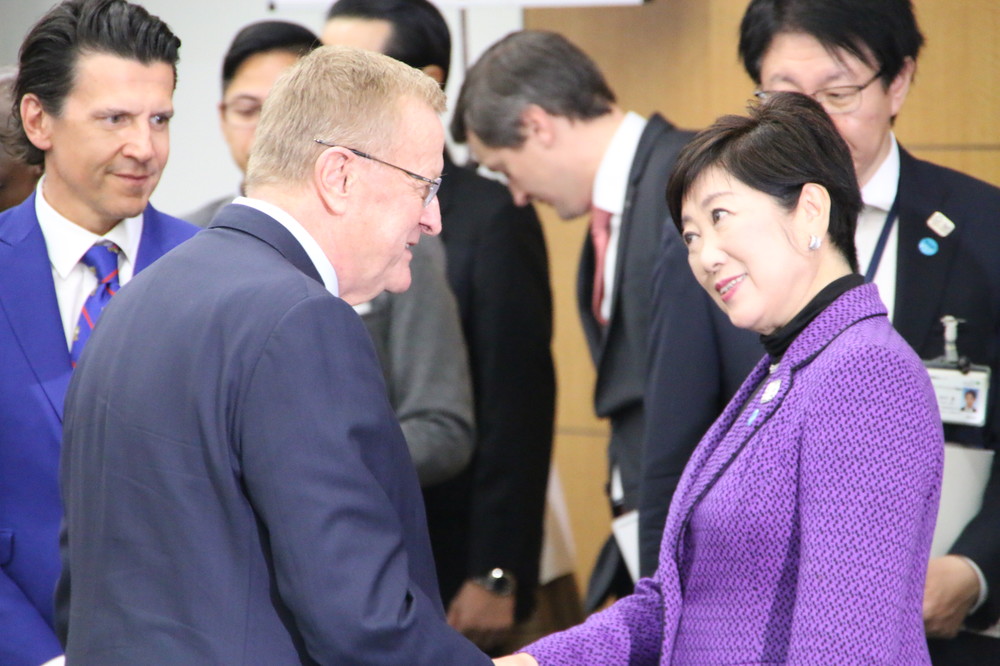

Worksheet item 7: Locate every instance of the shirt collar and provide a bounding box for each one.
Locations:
[860,133,900,212]
[232,196,339,297]
[35,175,142,280]
[592,111,647,215]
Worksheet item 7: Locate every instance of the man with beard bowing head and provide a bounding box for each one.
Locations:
[496,93,943,665]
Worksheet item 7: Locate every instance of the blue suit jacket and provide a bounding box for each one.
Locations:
[56,204,491,664]
[0,192,197,666]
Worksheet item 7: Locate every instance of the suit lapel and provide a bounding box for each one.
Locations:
[585,116,671,362]
[893,149,960,354]
[610,117,666,324]
[133,204,172,272]
[210,204,324,284]
[0,194,72,420]
[576,231,603,361]
[664,359,775,553]
[663,285,886,564]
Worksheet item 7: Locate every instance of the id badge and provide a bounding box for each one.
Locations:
[925,363,990,427]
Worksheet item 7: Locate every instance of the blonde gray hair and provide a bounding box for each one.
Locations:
[246,45,445,188]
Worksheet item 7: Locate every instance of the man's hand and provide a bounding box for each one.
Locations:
[447,579,515,652]
[923,555,982,638]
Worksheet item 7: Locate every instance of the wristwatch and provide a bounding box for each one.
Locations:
[471,567,517,597]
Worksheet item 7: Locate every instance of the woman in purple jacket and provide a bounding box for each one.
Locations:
[495,93,943,664]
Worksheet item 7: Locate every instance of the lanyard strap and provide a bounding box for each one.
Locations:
[864,190,901,283]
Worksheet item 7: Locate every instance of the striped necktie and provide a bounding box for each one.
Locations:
[70,243,120,367]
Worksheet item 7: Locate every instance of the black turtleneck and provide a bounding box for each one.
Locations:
[760,274,865,361]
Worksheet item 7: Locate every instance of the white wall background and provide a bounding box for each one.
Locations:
[0,0,522,216]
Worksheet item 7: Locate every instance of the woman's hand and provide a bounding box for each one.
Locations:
[493,655,539,666]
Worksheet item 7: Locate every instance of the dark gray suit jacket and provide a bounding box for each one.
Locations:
[56,204,490,665]
[577,114,695,512]
[423,153,555,621]
[359,234,476,487]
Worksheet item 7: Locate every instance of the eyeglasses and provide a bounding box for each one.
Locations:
[221,100,263,128]
[753,72,883,115]
[313,139,442,207]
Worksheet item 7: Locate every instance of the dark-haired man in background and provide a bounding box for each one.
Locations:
[323,1,558,653]
[0,1,196,664]
[186,20,319,227]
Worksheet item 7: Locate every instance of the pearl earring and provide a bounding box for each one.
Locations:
[808,235,822,251]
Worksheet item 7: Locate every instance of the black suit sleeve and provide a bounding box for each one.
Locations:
[462,200,556,613]
[638,228,761,577]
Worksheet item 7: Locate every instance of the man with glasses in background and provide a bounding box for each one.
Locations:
[186,20,319,226]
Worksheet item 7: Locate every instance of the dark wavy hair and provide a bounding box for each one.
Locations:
[4,0,180,166]
[450,30,615,148]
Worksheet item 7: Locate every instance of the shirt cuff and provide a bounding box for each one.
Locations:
[958,555,989,614]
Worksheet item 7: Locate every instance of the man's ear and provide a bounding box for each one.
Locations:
[20,93,53,152]
[314,146,353,214]
[889,57,915,118]
[520,104,556,147]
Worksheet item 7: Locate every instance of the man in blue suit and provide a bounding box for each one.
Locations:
[56,45,492,664]
[0,1,196,664]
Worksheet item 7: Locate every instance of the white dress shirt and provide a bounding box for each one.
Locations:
[855,135,900,323]
[35,177,142,351]
[591,111,648,325]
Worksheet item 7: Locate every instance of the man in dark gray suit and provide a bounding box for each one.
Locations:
[452,30,697,612]
[56,46,491,664]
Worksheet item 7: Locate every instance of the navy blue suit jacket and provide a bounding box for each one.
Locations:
[891,149,1000,634]
[0,193,196,666]
[56,204,491,664]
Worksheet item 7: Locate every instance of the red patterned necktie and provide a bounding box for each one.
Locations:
[70,243,120,367]
[590,207,612,325]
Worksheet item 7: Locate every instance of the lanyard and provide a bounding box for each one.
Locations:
[864,190,901,283]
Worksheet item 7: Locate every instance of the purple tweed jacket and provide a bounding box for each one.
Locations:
[526,283,943,664]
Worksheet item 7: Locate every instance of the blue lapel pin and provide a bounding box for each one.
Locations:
[918,237,939,256]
